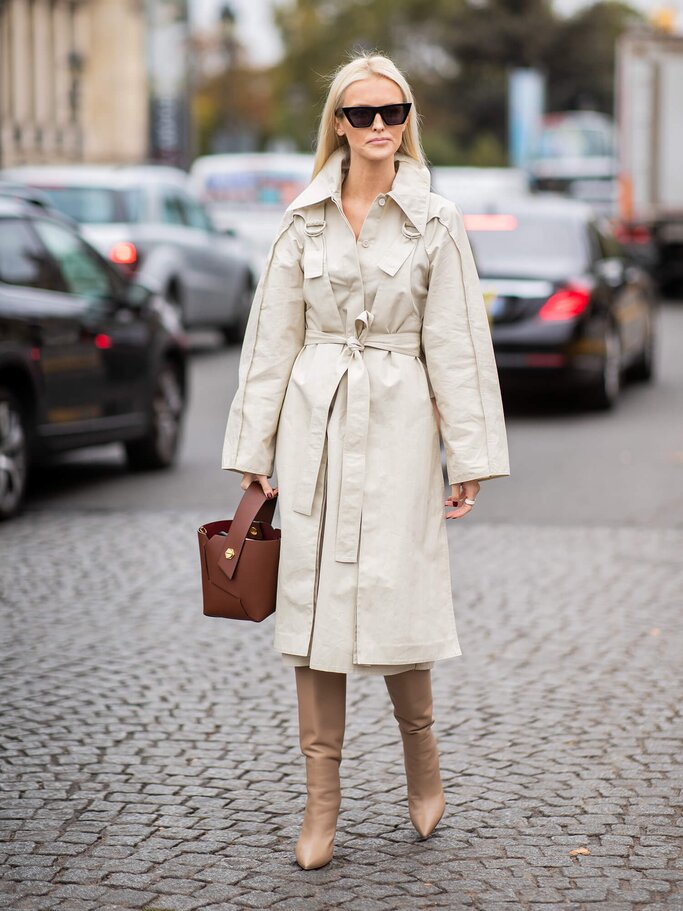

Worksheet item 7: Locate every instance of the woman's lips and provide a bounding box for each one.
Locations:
[368,138,390,144]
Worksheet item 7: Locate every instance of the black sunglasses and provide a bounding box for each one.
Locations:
[339,102,412,129]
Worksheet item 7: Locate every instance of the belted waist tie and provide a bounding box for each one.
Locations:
[292,309,422,564]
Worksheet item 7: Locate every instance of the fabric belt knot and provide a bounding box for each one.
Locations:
[293,312,422,564]
[345,336,364,353]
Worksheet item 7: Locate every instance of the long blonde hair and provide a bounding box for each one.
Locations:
[311,52,426,178]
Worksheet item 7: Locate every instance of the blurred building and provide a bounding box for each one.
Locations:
[0,0,148,167]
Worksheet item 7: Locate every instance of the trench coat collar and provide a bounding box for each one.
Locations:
[287,146,432,234]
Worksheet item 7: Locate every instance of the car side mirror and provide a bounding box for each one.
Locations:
[125,281,154,308]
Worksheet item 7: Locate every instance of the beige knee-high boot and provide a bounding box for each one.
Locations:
[294,666,347,869]
[384,668,446,838]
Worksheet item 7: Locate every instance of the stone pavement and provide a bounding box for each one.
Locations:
[0,510,681,911]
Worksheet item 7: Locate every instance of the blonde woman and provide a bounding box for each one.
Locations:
[222,52,510,869]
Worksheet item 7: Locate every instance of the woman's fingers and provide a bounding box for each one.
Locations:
[240,472,278,499]
[260,478,278,499]
[444,482,462,507]
[444,479,481,519]
[255,475,277,498]
[444,502,473,519]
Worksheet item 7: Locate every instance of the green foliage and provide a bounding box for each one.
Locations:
[271,0,644,165]
[468,132,507,168]
[546,2,643,112]
[422,129,465,167]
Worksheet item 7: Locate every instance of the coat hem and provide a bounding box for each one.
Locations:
[355,641,462,664]
[273,634,462,665]
[280,654,439,675]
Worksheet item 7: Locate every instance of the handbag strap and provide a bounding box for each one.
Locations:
[218,482,277,581]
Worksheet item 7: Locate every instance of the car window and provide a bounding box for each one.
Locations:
[198,167,312,209]
[31,219,118,299]
[0,218,63,290]
[464,212,590,280]
[33,186,142,224]
[537,124,614,159]
[180,194,213,231]
[160,190,187,226]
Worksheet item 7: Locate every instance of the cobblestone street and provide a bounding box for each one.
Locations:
[1,511,681,911]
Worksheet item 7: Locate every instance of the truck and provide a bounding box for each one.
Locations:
[616,29,683,292]
[528,110,618,216]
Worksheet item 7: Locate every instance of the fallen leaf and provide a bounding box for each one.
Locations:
[649,628,661,636]
[569,847,591,856]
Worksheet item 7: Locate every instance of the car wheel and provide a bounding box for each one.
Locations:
[222,279,253,345]
[628,313,655,383]
[0,388,30,521]
[585,323,622,410]
[125,364,185,470]
[165,281,185,326]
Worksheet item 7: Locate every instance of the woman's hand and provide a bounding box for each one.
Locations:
[241,472,278,499]
[444,480,480,519]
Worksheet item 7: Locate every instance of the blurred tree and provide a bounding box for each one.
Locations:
[545,2,644,113]
[432,0,555,159]
[271,0,644,164]
[272,0,421,151]
[191,5,277,155]
[193,63,274,154]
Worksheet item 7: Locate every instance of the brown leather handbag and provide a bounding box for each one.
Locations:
[197,482,281,621]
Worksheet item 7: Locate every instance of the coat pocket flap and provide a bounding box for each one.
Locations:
[377,233,417,276]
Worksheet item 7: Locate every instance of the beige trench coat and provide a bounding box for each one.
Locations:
[222,147,510,666]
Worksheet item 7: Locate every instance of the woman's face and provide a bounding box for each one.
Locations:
[335,76,408,165]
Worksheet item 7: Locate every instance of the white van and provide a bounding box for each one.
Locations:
[189,153,315,275]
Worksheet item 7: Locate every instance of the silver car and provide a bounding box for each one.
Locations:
[1,164,255,343]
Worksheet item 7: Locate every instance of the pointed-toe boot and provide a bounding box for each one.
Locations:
[294,666,347,869]
[384,668,446,838]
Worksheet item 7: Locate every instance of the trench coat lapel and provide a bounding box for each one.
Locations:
[286,147,432,235]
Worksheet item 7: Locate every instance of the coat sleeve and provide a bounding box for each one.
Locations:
[421,203,510,486]
[221,212,305,477]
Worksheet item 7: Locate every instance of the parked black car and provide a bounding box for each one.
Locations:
[0,188,188,520]
[463,196,658,408]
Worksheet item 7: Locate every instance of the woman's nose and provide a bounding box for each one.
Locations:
[372,113,384,129]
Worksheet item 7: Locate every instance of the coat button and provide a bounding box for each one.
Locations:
[361,240,369,248]
[378,196,386,206]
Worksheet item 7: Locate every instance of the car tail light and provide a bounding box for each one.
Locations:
[109,241,137,266]
[526,353,567,367]
[539,284,591,321]
[463,214,518,231]
[614,223,651,245]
